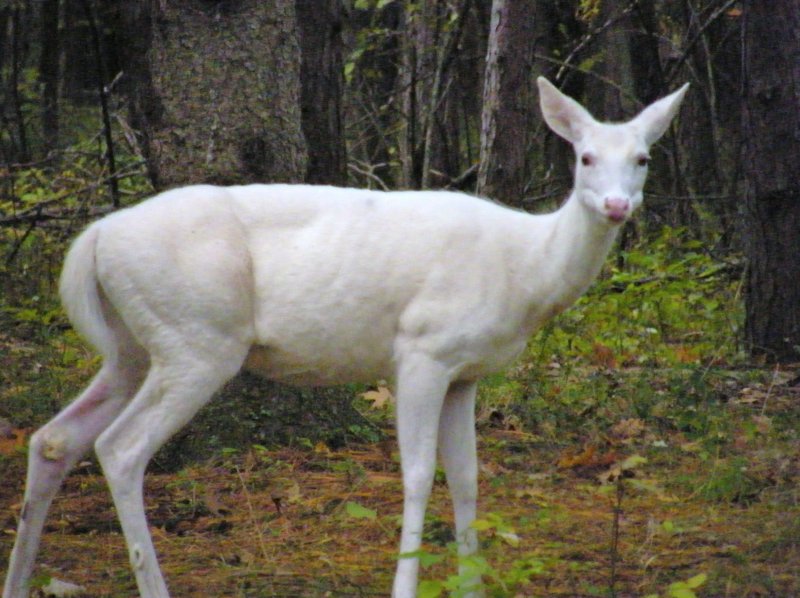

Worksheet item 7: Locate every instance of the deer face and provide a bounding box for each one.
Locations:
[571,123,652,224]
[537,77,689,226]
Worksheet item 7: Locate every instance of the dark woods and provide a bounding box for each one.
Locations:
[0,0,798,361]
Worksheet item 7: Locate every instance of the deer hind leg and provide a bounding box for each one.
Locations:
[3,358,145,598]
[93,345,248,598]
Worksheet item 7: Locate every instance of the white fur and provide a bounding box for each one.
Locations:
[2,79,687,598]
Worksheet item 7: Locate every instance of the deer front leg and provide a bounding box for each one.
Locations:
[392,354,450,598]
[439,380,484,597]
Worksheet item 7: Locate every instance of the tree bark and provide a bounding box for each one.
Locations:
[585,0,635,121]
[398,0,440,188]
[115,0,307,189]
[345,1,404,189]
[9,5,31,162]
[296,0,347,186]
[677,0,721,200]
[39,0,60,153]
[742,0,800,362]
[477,0,539,205]
[106,1,373,458]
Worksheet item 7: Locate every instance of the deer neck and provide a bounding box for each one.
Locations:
[525,191,622,315]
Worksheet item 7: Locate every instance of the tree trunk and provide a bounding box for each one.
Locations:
[742,0,800,362]
[38,0,60,153]
[345,1,404,189]
[115,0,307,189]
[628,2,665,106]
[106,1,372,460]
[477,0,539,205]
[61,0,99,103]
[9,5,31,162]
[296,0,347,186]
[677,0,721,200]
[585,0,635,121]
[398,0,440,188]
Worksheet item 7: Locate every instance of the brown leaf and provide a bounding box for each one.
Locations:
[589,342,617,369]
[752,415,772,435]
[361,385,394,409]
[0,428,29,456]
[609,418,646,443]
[557,445,597,469]
[557,445,618,471]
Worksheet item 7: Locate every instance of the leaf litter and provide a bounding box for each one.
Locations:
[0,370,798,597]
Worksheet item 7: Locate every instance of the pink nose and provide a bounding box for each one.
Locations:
[604,197,630,223]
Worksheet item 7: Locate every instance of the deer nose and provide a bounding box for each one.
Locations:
[604,197,630,223]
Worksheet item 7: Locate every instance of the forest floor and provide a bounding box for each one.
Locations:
[1,367,799,598]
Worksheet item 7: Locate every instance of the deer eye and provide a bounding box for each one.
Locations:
[581,153,595,167]
[636,155,650,167]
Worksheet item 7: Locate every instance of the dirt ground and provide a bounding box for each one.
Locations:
[2,403,798,598]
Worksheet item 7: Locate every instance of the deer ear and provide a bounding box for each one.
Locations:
[632,83,690,146]
[537,77,596,144]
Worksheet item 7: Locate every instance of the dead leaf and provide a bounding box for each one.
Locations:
[679,440,702,453]
[361,385,394,409]
[673,345,701,364]
[314,441,331,455]
[609,418,646,444]
[0,427,29,456]
[558,444,621,472]
[589,342,617,369]
[514,487,550,507]
[558,445,596,469]
[733,387,766,405]
[597,454,647,484]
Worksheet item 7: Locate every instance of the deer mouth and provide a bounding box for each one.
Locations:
[607,211,627,224]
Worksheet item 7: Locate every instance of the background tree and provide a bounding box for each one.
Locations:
[112,0,307,189]
[296,0,348,185]
[742,0,800,362]
[107,0,361,464]
[397,0,478,188]
[38,0,60,153]
[0,0,787,447]
[477,0,540,206]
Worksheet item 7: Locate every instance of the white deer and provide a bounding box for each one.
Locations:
[2,77,687,598]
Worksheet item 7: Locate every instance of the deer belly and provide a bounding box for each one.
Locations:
[244,341,392,386]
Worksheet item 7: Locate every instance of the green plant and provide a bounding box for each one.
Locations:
[645,572,708,598]
[696,456,767,504]
[404,513,549,598]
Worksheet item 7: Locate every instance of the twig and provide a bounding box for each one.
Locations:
[234,464,271,564]
[663,0,740,86]
[4,208,40,265]
[81,0,120,208]
[0,165,145,228]
[347,161,390,191]
[555,3,637,84]
[609,475,624,598]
